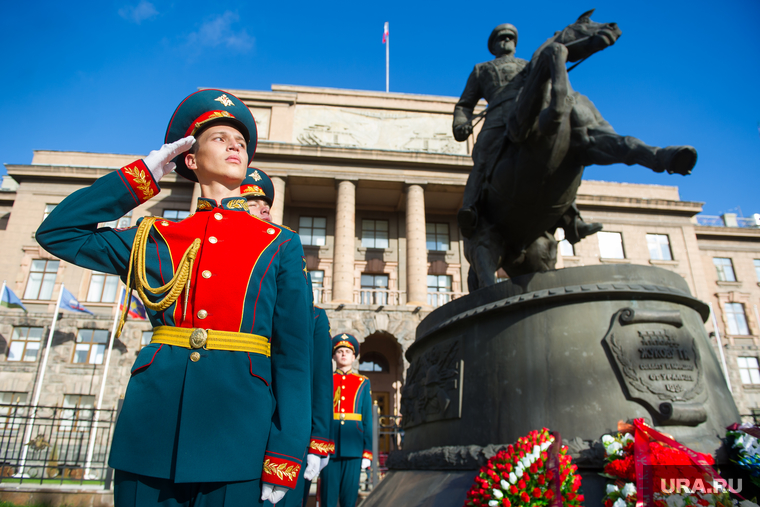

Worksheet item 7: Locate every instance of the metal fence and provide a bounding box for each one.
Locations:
[0,403,117,486]
[360,407,403,493]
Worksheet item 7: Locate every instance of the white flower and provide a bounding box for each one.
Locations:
[606,484,620,494]
[488,501,499,507]
[515,466,524,478]
[602,435,616,445]
[541,439,553,451]
[613,499,627,507]
[665,494,686,507]
[508,473,517,484]
[500,479,510,490]
[533,445,541,456]
[606,441,624,456]
[622,433,634,444]
[621,482,637,497]
[492,489,504,499]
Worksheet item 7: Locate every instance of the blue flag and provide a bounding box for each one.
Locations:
[60,287,93,315]
[0,285,27,312]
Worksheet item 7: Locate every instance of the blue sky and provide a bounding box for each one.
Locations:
[1,0,758,216]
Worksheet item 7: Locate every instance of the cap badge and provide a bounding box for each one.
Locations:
[252,171,262,182]
[341,334,349,339]
[215,94,234,107]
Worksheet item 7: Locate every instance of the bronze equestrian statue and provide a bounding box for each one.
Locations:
[454,10,696,290]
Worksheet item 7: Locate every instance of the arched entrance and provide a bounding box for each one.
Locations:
[358,331,403,453]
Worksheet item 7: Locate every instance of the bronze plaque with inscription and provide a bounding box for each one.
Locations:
[604,308,705,421]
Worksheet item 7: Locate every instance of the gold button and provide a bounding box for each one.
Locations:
[190,352,200,362]
[341,408,345,412]
[214,213,223,221]
[342,376,346,379]
[341,396,345,400]
[161,221,169,226]
[342,385,346,389]
[197,309,208,319]
[341,421,345,425]
[208,236,218,244]
[266,228,275,235]
[202,270,212,279]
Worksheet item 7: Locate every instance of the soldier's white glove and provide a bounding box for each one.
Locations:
[143,136,195,183]
[261,483,287,504]
[361,458,371,470]
[303,454,321,481]
[319,455,330,472]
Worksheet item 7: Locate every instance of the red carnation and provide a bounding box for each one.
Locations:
[604,499,613,507]
[520,492,530,503]
[518,480,526,489]
[537,474,545,485]
[545,469,554,480]
[544,489,554,500]
[532,487,541,498]
[530,463,538,474]
[576,495,584,503]
[502,499,511,507]
[510,486,518,495]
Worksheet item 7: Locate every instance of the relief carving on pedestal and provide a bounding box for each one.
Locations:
[401,340,463,429]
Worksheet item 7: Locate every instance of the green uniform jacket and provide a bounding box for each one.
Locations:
[307,308,334,456]
[36,161,312,489]
[330,370,373,460]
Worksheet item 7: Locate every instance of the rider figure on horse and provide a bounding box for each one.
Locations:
[453,23,601,244]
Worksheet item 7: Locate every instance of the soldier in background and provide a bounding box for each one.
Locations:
[242,168,335,507]
[320,334,373,507]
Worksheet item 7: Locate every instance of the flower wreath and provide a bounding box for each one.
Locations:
[464,428,583,507]
[600,420,732,507]
[726,423,760,488]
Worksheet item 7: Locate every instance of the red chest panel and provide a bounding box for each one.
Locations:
[333,372,365,413]
[152,209,280,331]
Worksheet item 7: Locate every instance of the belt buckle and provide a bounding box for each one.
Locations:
[189,328,208,349]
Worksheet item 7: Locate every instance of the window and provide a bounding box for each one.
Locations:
[163,209,191,221]
[7,327,44,362]
[86,272,120,303]
[72,329,109,364]
[714,258,736,282]
[42,204,57,221]
[598,232,625,259]
[0,392,28,431]
[23,259,59,300]
[60,394,95,431]
[738,357,760,385]
[556,228,574,257]
[725,303,750,335]
[646,234,672,261]
[141,331,153,349]
[359,352,389,373]
[360,274,388,305]
[102,210,133,229]
[299,217,326,246]
[754,260,760,282]
[427,275,452,307]
[426,223,450,251]
[361,220,389,249]
[311,270,325,303]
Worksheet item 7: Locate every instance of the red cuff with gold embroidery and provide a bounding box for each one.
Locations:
[362,450,373,461]
[308,437,333,457]
[119,160,159,204]
[262,452,302,489]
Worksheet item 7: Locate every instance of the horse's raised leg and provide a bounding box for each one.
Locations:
[538,43,570,138]
[582,124,697,175]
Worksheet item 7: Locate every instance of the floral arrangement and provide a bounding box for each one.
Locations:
[463,428,583,507]
[600,427,732,507]
[726,424,760,488]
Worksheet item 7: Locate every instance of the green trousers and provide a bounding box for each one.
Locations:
[318,458,360,507]
[114,470,264,507]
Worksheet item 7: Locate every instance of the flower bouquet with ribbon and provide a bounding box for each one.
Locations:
[600,419,733,507]
[463,428,583,507]
[727,423,760,488]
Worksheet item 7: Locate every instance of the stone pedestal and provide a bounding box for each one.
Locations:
[362,265,740,507]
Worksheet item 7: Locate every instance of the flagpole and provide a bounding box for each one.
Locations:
[84,285,124,479]
[1,281,6,303]
[386,22,390,93]
[16,283,64,477]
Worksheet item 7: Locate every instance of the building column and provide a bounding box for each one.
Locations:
[271,176,286,224]
[406,184,427,306]
[189,183,202,212]
[332,180,356,303]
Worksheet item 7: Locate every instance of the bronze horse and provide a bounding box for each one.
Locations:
[465,10,696,290]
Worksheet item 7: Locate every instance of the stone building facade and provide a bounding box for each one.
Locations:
[0,84,758,441]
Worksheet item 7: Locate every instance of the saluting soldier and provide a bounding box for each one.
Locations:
[241,168,335,507]
[320,334,373,507]
[36,90,313,506]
